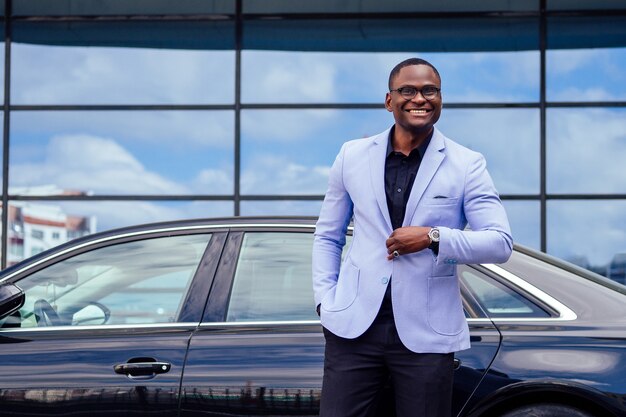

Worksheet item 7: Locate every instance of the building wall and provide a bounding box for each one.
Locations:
[1,1,626,281]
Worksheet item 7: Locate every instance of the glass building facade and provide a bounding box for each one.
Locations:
[1,1,626,282]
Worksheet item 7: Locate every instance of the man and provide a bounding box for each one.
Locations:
[312,58,512,417]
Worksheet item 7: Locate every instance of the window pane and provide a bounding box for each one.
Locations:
[502,200,540,250]
[242,51,539,104]
[227,232,317,322]
[10,234,211,327]
[14,20,235,51]
[14,0,234,16]
[548,1,626,11]
[244,1,539,14]
[12,43,235,105]
[240,200,323,216]
[243,17,539,54]
[547,15,626,51]
[547,108,626,194]
[241,109,389,195]
[7,200,232,264]
[547,47,626,101]
[10,111,234,195]
[548,200,626,283]
[460,267,549,318]
[437,109,540,194]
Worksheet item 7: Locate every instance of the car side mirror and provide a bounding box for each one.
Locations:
[0,283,25,320]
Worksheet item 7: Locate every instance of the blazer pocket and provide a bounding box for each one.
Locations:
[421,197,460,206]
[322,262,360,312]
[427,275,465,336]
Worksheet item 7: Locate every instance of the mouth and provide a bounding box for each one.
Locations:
[405,108,431,115]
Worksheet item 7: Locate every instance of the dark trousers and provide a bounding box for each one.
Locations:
[320,286,454,417]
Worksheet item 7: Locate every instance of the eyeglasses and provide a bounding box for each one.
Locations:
[390,86,441,100]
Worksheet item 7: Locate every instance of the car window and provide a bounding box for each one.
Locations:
[460,268,550,318]
[7,234,212,328]
[226,232,352,322]
[226,232,316,322]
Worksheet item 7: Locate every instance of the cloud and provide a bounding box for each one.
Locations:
[549,87,617,102]
[547,108,626,193]
[242,51,337,103]
[12,43,234,105]
[548,200,626,267]
[547,49,603,75]
[193,168,234,194]
[11,134,188,194]
[241,154,330,194]
[429,51,540,101]
[242,109,339,142]
[12,110,234,149]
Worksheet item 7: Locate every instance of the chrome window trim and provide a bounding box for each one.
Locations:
[0,322,200,333]
[200,320,322,327]
[0,223,316,283]
[0,313,576,333]
[482,264,578,321]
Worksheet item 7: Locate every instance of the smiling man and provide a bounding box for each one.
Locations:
[312,58,513,417]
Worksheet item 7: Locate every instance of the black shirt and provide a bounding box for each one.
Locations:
[384,127,433,230]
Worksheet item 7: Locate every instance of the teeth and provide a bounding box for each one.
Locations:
[408,109,427,114]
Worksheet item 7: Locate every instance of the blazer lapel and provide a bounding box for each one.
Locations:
[403,128,446,227]
[369,128,393,231]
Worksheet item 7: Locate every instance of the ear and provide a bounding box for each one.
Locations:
[385,92,393,112]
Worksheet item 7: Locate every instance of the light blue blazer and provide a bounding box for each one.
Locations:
[312,127,513,353]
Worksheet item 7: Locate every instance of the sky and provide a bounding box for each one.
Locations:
[6,43,626,268]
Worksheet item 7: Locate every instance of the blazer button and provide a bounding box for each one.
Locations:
[381,277,389,284]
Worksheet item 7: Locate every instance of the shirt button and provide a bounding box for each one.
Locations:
[381,277,389,284]
[397,188,402,193]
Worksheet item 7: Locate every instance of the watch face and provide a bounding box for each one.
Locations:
[430,228,440,241]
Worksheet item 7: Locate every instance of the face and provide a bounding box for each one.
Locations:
[385,64,442,137]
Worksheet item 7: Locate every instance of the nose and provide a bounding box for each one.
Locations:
[410,91,427,103]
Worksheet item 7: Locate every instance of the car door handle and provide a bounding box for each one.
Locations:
[114,360,171,380]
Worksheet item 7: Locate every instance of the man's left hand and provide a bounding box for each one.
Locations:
[386,226,431,260]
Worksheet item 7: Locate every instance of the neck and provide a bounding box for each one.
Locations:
[392,126,433,155]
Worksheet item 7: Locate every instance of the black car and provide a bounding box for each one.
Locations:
[0,217,624,417]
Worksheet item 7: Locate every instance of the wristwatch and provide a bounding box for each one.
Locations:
[428,227,440,251]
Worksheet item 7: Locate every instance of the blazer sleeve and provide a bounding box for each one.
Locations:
[312,143,354,307]
[436,153,513,265]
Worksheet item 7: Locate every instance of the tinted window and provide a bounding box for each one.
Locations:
[8,234,211,328]
[227,232,317,322]
[460,267,550,318]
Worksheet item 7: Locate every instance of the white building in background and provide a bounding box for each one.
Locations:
[5,186,96,266]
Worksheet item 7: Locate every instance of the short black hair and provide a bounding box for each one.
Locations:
[388,58,441,90]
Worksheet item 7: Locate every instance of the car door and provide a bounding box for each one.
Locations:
[180,227,502,417]
[180,228,323,416]
[0,230,226,416]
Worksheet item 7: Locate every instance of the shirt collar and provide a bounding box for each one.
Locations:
[386,125,433,158]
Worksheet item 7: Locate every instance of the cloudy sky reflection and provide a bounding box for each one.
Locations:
[6,40,626,272]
